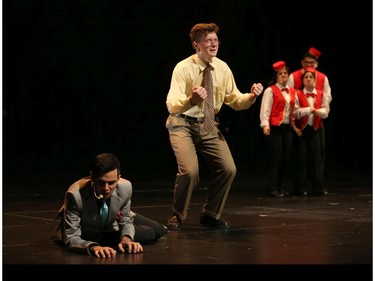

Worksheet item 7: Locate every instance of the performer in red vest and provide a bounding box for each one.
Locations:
[260,61,300,197]
[288,47,331,192]
[287,47,331,103]
[293,67,330,196]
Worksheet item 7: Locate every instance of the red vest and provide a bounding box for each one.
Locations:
[295,89,324,130]
[269,85,296,126]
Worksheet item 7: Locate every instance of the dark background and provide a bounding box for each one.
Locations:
[3,0,373,193]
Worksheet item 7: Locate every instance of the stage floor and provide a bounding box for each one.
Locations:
[3,171,372,276]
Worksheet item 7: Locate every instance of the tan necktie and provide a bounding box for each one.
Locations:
[203,65,215,133]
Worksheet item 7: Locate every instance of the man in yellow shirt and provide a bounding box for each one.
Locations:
[165,23,263,230]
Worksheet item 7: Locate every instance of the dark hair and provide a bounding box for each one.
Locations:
[189,23,219,45]
[90,153,121,179]
[302,68,316,79]
[267,66,290,87]
[302,51,318,62]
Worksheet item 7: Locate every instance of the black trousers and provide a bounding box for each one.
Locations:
[294,126,326,192]
[264,124,293,193]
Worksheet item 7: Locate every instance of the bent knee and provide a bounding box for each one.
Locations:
[225,164,237,178]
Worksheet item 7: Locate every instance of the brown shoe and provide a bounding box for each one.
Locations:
[200,213,229,228]
[167,215,182,230]
[269,190,284,198]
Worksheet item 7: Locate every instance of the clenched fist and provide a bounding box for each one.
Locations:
[251,83,264,96]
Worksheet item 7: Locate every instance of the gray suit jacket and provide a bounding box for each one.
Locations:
[58,177,136,255]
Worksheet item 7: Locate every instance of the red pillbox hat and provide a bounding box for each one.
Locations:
[272,61,286,72]
[304,67,316,76]
[308,47,321,58]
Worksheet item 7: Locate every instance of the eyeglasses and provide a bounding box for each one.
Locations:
[199,39,220,46]
[303,60,315,65]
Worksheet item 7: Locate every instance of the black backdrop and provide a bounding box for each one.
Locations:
[3,0,373,190]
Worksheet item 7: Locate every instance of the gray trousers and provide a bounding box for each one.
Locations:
[166,114,236,221]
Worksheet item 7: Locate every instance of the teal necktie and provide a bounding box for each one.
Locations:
[100,201,108,226]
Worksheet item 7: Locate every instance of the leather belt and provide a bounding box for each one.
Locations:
[176,114,205,123]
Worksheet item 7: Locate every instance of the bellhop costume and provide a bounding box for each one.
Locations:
[260,61,296,197]
[293,67,330,195]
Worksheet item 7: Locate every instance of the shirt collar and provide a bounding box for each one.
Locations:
[193,54,216,71]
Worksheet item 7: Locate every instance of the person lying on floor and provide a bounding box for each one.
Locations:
[51,152,168,257]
